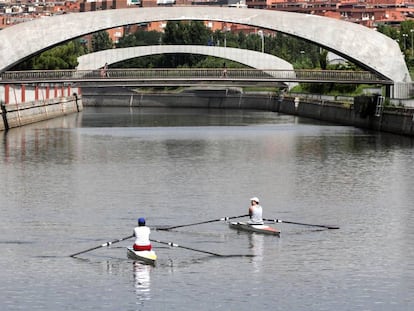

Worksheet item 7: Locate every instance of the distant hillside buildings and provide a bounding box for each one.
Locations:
[2,0,413,27]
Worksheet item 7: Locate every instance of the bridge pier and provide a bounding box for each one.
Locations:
[385,85,391,99]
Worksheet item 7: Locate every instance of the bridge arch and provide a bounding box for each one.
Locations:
[0,7,409,84]
[76,45,298,88]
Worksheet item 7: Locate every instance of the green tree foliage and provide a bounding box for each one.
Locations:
[33,41,85,69]
[319,49,328,70]
[299,82,359,95]
[186,21,211,45]
[111,55,164,68]
[162,21,211,45]
[11,40,87,70]
[195,56,241,68]
[91,31,113,52]
[376,24,399,40]
[237,32,247,49]
[161,21,212,67]
[117,29,161,47]
[163,21,186,44]
[113,29,162,68]
[377,22,414,72]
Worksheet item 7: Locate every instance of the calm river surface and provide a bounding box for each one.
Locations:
[1,107,413,310]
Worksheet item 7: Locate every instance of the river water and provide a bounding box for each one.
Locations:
[1,107,413,310]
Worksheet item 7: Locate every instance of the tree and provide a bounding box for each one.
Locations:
[117,30,161,48]
[160,21,214,67]
[163,21,185,44]
[91,31,113,52]
[11,40,87,70]
[376,24,399,40]
[319,49,328,70]
[187,21,211,45]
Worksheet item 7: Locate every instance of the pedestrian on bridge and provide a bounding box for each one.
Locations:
[103,63,109,78]
[221,62,227,78]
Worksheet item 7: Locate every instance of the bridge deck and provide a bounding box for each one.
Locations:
[0,69,392,85]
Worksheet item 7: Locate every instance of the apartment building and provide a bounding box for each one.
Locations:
[1,0,413,32]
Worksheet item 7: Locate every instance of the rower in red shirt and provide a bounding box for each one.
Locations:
[133,217,152,251]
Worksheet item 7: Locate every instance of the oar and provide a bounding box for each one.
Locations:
[157,214,249,231]
[69,234,134,257]
[150,238,225,257]
[263,218,339,230]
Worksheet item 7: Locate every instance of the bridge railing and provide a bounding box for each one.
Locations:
[0,68,388,83]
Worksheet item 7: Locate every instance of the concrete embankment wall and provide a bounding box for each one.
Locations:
[0,95,83,131]
[280,97,414,136]
[83,88,279,111]
[83,88,414,136]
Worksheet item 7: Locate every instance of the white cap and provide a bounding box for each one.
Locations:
[250,197,260,203]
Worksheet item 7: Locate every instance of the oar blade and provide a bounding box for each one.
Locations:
[69,244,106,257]
[69,234,134,257]
[326,225,340,230]
[263,218,339,230]
[282,220,340,229]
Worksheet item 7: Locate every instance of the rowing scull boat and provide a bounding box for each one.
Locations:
[127,247,157,265]
[228,221,280,236]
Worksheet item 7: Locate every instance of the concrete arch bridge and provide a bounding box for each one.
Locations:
[0,7,410,97]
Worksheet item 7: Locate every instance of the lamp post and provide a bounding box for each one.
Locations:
[223,26,229,48]
[410,29,414,57]
[258,30,264,53]
[300,50,305,67]
[403,33,408,51]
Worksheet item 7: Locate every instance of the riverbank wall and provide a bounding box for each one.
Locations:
[83,87,277,110]
[281,96,414,136]
[82,87,414,136]
[0,94,83,131]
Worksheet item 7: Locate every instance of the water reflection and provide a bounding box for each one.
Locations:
[133,262,151,306]
[248,233,264,273]
[0,113,82,164]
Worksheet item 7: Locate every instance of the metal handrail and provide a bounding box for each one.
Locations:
[0,68,389,84]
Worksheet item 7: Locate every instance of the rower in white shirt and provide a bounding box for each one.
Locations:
[248,197,264,225]
[133,217,152,251]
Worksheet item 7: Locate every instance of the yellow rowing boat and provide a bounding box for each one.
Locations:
[127,247,157,265]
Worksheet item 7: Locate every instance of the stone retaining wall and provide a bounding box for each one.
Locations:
[0,95,82,131]
[279,96,414,136]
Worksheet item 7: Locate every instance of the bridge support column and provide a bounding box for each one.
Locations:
[385,85,391,99]
[21,84,26,103]
[4,84,10,104]
[35,85,39,101]
[46,86,50,99]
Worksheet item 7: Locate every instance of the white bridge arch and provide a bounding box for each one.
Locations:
[76,45,298,88]
[0,7,409,84]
